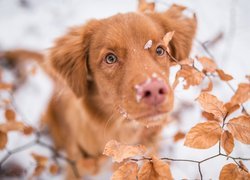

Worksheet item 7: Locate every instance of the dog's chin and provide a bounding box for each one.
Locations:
[133,112,169,127]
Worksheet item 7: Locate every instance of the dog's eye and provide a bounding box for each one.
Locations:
[105,53,117,64]
[156,46,165,56]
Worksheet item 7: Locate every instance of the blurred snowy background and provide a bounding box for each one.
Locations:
[0,0,249,179]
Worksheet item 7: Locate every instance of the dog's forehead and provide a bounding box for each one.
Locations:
[91,13,164,50]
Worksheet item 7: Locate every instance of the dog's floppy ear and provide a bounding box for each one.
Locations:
[49,20,99,97]
[149,4,197,60]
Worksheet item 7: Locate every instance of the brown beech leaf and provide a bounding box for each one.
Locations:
[239,160,249,173]
[163,31,175,47]
[224,102,240,116]
[227,115,250,144]
[175,65,205,89]
[0,131,8,149]
[23,126,34,135]
[221,130,234,155]
[184,121,222,149]
[138,0,155,12]
[0,83,13,90]
[201,78,213,92]
[198,57,217,73]
[202,111,217,121]
[219,163,239,180]
[216,69,233,81]
[32,153,48,176]
[5,109,16,122]
[173,132,186,142]
[138,157,173,180]
[103,140,146,163]
[231,83,250,105]
[197,93,227,120]
[49,164,59,175]
[0,122,25,133]
[111,162,138,180]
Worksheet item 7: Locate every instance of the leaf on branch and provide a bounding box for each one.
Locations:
[5,109,16,122]
[201,78,213,92]
[31,153,48,176]
[216,69,233,81]
[138,0,155,12]
[219,163,239,180]
[0,131,8,149]
[49,164,59,175]
[0,121,25,133]
[173,132,186,142]
[103,140,146,163]
[111,162,138,180]
[227,115,250,144]
[174,65,205,89]
[138,157,173,180]
[202,111,217,122]
[184,121,222,149]
[221,130,234,155]
[197,57,217,73]
[231,83,250,105]
[239,160,249,173]
[0,82,13,90]
[197,93,227,120]
[163,31,175,48]
[23,126,34,135]
[224,102,240,116]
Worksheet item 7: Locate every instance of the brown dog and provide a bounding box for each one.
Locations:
[3,4,196,179]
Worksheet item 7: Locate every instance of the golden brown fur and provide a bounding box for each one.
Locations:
[3,5,197,179]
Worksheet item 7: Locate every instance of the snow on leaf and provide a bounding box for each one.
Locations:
[174,65,205,89]
[0,121,25,132]
[103,140,146,163]
[144,40,153,50]
[198,57,217,73]
[111,162,138,180]
[231,83,250,105]
[219,163,239,180]
[227,115,250,144]
[0,131,7,149]
[216,69,233,81]
[138,157,173,180]
[184,121,222,149]
[221,130,234,155]
[197,93,227,120]
[5,109,16,122]
[163,31,175,47]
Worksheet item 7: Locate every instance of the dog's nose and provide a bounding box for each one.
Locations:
[135,78,167,106]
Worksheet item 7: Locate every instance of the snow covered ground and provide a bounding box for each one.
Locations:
[0,0,249,179]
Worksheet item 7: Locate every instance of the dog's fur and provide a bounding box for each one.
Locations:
[3,4,196,178]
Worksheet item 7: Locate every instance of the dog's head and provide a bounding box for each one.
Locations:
[49,5,197,126]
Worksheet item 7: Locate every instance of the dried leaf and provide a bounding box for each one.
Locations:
[112,162,138,180]
[202,78,213,92]
[5,109,16,122]
[202,111,217,121]
[0,83,13,90]
[49,164,59,175]
[221,130,234,155]
[197,93,227,120]
[33,165,46,176]
[219,163,239,180]
[239,160,249,173]
[144,40,153,50]
[198,57,217,73]
[227,115,250,144]
[138,157,173,180]
[216,69,233,81]
[103,140,146,163]
[163,31,175,47]
[31,153,48,167]
[173,132,185,142]
[184,121,222,149]
[0,131,7,149]
[23,126,34,135]
[175,65,205,89]
[0,122,25,133]
[224,102,240,116]
[231,83,250,105]
[138,0,155,12]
